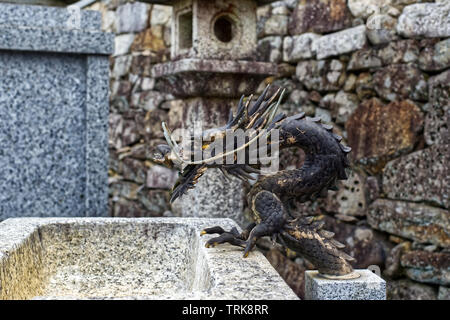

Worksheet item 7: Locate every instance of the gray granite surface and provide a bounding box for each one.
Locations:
[0,3,111,219]
[0,26,113,55]
[0,217,298,300]
[305,270,386,300]
[0,3,102,30]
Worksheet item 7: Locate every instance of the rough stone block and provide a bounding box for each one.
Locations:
[283,33,320,62]
[419,38,450,72]
[0,218,298,299]
[425,69,450,146]
[312,25,367,60]
[146,165,178,189]
[366,14,398,45]
[257,36,283,63]
[131,26,166,52]
[289,0,352,35]
[397,2,450,38]
[348,0,392,19]
[346,98,424,174]
[373,64,427,102]
[387,279,438,300]
[114,34,135,56]
[0,4,112,219]
[115,2,150,34]
[296,59,345,91]
[262,14,288,36]
[305,270,386,300]
[382,144,449,209]
[368,199,450,248]
[401,251,450,286]
[438,286,450,300]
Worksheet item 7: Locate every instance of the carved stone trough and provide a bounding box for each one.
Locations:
[0,217,298,300]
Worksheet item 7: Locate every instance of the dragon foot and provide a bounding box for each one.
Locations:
[201,223,258,254]
[200,226,246,249]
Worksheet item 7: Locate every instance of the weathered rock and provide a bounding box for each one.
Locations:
[377,40,420,65]
[401,251,450,285]
[272,3,290,15]
[383,144,449,209]
[146,165,178,190]
[136,189,170,216]
[322,215,390,269]
[139,77,156,91]
[397,2,450,38]
[365,176,380,204]
[289,0,352,35]
[384,242,411,279]
[343,73,357,92]
[348,0,392,19]
[128,143,148,161]
[276,63,296,78]
[122,158,147,184]
[130,53,167,77]
[355,72,376,100]
[110,181,141,201]
[346,98,424,174]
[373,64,427,102]
[419,38,450,72]
[110,96,130,114]
[387,279,438,300]
[324,170,367,217]
[138,90,166,111]
[313,25,367,60]
[109,114,141,150]
[262,14,288,36]
[115,2,149,34]
[429,68,450,112]
[425,70,450,146]
[282,33,320,62]
[438,286,450,300]
[112,198,150,217]
[114,34,135,57]
[150,4,172,27]
[424,103,449,147]
[131,26,166,52]
[314,107,331,123]
[257,36,282,63]
[333,91,359,125]
[112,55,132,79]
[368,199,450,248]
[265,249,306,299]
[366,14,398,45]
[102,10,116,33]
[296,59,345,91]
[347,48,382,71]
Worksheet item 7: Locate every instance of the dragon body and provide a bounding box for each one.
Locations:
[153,87,357,277]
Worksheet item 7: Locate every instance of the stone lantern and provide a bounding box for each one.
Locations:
[144,0,277,225]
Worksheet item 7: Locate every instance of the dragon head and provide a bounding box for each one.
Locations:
[151,85,286,203]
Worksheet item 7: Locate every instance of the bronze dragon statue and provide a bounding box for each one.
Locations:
[152,86,358,279]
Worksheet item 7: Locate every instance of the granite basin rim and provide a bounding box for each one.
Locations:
[0,217,298,300]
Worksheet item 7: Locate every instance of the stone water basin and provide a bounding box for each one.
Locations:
[0,217,297,300]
